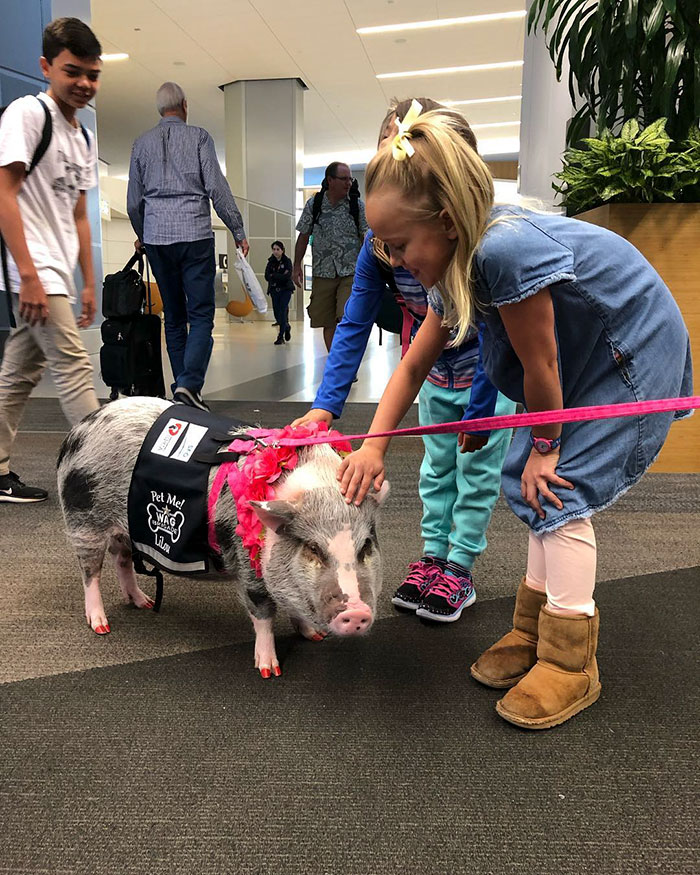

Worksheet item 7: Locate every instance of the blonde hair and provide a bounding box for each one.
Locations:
[366,108,494,344]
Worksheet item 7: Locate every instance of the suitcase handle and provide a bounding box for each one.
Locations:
[144,256,155,314]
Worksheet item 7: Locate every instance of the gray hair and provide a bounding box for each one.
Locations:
[156,82,186,116]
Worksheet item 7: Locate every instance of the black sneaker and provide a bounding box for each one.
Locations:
[391,557,443,611]
[284,325,291,341]
[0,471,48,503]
[173,386,210,411]
[416,568,476,623]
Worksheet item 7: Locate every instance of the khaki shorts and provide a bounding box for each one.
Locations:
[307,275,353,328]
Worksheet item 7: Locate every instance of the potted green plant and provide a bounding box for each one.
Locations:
[554,118,700,214]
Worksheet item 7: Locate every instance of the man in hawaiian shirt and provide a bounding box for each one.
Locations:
[293,162,367,352]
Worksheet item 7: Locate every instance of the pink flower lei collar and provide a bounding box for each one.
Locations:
[207,422,352,577]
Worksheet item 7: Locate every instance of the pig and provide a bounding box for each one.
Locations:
[56,397,389,678]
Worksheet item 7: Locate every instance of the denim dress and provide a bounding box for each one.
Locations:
[430,206,693,533]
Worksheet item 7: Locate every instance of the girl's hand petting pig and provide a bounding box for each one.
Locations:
[338,445,386,505]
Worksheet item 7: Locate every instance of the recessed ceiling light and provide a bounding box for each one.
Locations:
[358,11,525,36]
[394,38,406,44]
[471,121,521,131]
[173,61,186,66]
[377,60,523,79]
[439,95,521,107]
[101,53,129,61]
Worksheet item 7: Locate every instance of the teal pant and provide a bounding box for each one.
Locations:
[418,381,516,570]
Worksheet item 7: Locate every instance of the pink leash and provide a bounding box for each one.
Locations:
[252,396,700,447]
[207,395,698,557]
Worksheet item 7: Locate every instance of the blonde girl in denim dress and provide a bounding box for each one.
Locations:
[338,103,693,730]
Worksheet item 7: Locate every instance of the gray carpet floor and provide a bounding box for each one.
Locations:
[1,398,698,874]
[1,570,698,875]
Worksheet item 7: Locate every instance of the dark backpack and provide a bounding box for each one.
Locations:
[310,177,362,238]
[0,95,90,329]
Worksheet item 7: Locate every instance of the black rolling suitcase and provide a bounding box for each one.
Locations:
[100,253,165,400]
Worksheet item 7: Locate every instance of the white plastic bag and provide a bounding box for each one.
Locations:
[233,250,267,313]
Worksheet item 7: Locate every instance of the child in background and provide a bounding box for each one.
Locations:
[265,240,294,345]
[293,99,516,623]
[339,102,692,729]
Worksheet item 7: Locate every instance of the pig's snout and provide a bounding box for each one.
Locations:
[329,601,374,636]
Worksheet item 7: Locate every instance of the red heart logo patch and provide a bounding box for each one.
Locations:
[168,422,182,436]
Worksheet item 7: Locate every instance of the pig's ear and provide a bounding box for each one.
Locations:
[249,499,299,532]
[368,479,390,507]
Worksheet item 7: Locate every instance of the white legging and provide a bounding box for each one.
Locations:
[525,518,597,616]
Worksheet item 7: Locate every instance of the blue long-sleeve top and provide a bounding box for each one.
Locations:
[313,232,499,432]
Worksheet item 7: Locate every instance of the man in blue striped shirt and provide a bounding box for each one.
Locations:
[127,82,248,410]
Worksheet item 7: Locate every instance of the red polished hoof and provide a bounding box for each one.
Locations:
[260,668,271,679]
[273,665,282,677]
[94,624,110,635]
[312,633,324,641]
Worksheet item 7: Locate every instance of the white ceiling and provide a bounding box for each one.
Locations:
[91,0,525,177]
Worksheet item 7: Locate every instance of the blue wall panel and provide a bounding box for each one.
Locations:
[0,0,45,80]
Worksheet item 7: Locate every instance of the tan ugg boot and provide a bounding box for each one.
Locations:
[470,578,547,688]
[496,606,602,730]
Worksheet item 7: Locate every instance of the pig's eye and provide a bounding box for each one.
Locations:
[359,538,373,561]
[302,543,326,565]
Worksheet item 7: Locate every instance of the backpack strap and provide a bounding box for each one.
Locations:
[27,97,53,176]
[310,186,325,230]
[348,178,361,238]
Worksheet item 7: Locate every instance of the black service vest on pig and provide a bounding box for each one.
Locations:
[128,405,245,577]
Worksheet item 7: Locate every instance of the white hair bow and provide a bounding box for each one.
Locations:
[391,99,424,162]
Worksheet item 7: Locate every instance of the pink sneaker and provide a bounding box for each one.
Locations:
[392,558,444,611]
[416,568,476,623]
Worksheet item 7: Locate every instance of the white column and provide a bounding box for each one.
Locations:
[222,78,305,319]
[518,5,575,208]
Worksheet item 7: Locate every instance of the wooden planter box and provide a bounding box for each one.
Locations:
[576,203,699,473]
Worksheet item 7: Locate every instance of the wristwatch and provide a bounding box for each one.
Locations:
[530,434,562,454]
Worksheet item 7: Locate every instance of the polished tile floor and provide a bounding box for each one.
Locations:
[33,311,403,405]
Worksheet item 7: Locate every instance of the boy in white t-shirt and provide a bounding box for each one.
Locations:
[0,17,102,502]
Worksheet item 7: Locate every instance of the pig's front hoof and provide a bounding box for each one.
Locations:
[86,611,111,635]
[254,650,281,679]
[126,587,154,610]
[291,617,327,642]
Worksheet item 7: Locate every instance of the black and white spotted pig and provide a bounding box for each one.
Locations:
[57,397,389,677]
